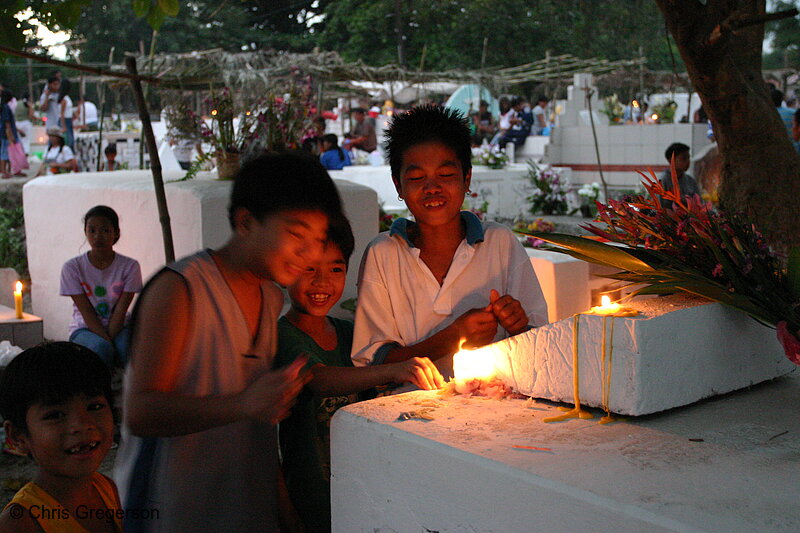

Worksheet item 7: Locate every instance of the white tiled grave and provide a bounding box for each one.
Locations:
[331,377,800,533]
[465,293,793,416]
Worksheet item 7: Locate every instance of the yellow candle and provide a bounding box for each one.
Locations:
[588,295,639,317]
[14,281,23,319]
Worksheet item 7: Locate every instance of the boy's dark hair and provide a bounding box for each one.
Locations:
[384,104,472,180]
[0,342,113,432]
[47,75,59,84]
[104,144,117,155]
[664,142,690,162]
[326,211,355,267]
[228,151,343,229]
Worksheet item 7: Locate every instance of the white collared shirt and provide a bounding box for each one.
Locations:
[351,213,548,366]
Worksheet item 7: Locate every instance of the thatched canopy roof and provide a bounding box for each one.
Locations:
[103,48,645,98]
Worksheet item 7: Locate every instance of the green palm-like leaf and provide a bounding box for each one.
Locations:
[531,233,656,273]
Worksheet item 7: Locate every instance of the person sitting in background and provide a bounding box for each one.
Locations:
[349,107,377,153]
[36,129,78,176]
[101,144,120,171]
[772,86,795,143]
[14,92,34,155]
[659,142,701,208]
[472,100,495,143]
[73,96,99,131]
[319,133,351,171]
[532,95,549,135]
[499,97,530,148]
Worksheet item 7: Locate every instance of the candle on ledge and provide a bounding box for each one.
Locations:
[588,295,638,317]
[452,343,496,394]
[14,281,23,319]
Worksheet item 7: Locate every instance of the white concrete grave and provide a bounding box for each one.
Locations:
[467,294,793,416]
[332,373,800,533]
[24,171,378,340]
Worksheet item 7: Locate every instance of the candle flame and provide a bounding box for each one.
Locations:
[453,341,495,381]
[15,281,22,292]
[601,295,611,307]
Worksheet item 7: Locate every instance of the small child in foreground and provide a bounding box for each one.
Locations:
[0,342,121,533]
[277,213,442,533]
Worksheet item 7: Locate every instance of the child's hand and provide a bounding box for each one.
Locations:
[392,357,444,390]
[488,289,529,336]
[241,358,311,425]
[454,307,498,349]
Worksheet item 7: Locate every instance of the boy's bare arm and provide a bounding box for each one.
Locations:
[308,357,443,397]
[125,271,308,437]
[383,307,498,364]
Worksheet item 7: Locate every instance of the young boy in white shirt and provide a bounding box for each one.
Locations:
[351,105,548,370]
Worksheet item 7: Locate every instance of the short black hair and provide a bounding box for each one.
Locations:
[664,142,690,162]
[384,104,472,180]
[83,205,120,244]
[536,95,549,104]
[0,342,113,432]
[47,75,59,84]
[104,144,117,155]
[228,151,343,229]
[326,211,355,268]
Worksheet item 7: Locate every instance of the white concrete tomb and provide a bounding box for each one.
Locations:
[24,171,378,340]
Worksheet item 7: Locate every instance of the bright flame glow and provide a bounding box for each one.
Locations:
[651,113,659,121]
[632,100,640,108]
[453,345,496,381]
[211,109,218,116]
[589,295,622,315]
[15,281,22,293]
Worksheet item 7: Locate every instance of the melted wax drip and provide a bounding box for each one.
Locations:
[543,314,593,423]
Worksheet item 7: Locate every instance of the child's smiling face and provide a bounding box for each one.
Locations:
[393,141,471,229]
[14,393,114,483]
[287,243,347,317]
[242,209,329,287]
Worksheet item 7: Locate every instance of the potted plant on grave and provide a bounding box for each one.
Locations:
[577,182,601,218]
[526,161,569,216]
[164,86,314,180]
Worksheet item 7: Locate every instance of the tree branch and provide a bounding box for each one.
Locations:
[709,8,799,45]
[0,44,159,84]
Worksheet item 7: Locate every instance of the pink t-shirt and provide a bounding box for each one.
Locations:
[59,252,143,335]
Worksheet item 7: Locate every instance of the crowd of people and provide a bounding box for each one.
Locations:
[0,71,100,178]
[0,105,548,533]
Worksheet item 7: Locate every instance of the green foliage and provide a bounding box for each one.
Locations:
[317,0,677,71]
[0,0,90,50]
[764,1,800,69]
[0,206,28,281]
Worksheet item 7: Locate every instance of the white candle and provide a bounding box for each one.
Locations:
[14,281,23,319]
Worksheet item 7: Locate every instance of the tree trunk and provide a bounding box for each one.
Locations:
[655,0,800,252]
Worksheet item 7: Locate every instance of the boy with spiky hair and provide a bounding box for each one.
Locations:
[351,105,548,369]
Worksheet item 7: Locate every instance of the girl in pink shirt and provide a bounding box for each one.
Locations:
[60,205,142,368]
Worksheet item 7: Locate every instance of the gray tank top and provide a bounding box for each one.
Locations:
[115,250,284,532]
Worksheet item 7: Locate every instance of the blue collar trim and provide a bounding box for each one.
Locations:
[389,211,485,247]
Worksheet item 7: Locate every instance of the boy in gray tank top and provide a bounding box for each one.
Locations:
[115,152,346,532]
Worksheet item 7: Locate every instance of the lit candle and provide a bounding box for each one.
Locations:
[452,343,495,394]
[14,281,23,319]
[588,295,638,317]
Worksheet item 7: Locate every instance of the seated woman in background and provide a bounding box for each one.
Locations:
[36,128,78,176]
[319,133,352,171]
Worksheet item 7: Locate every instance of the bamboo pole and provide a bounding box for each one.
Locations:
[584,83,609,202]
[126,56,175,264]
